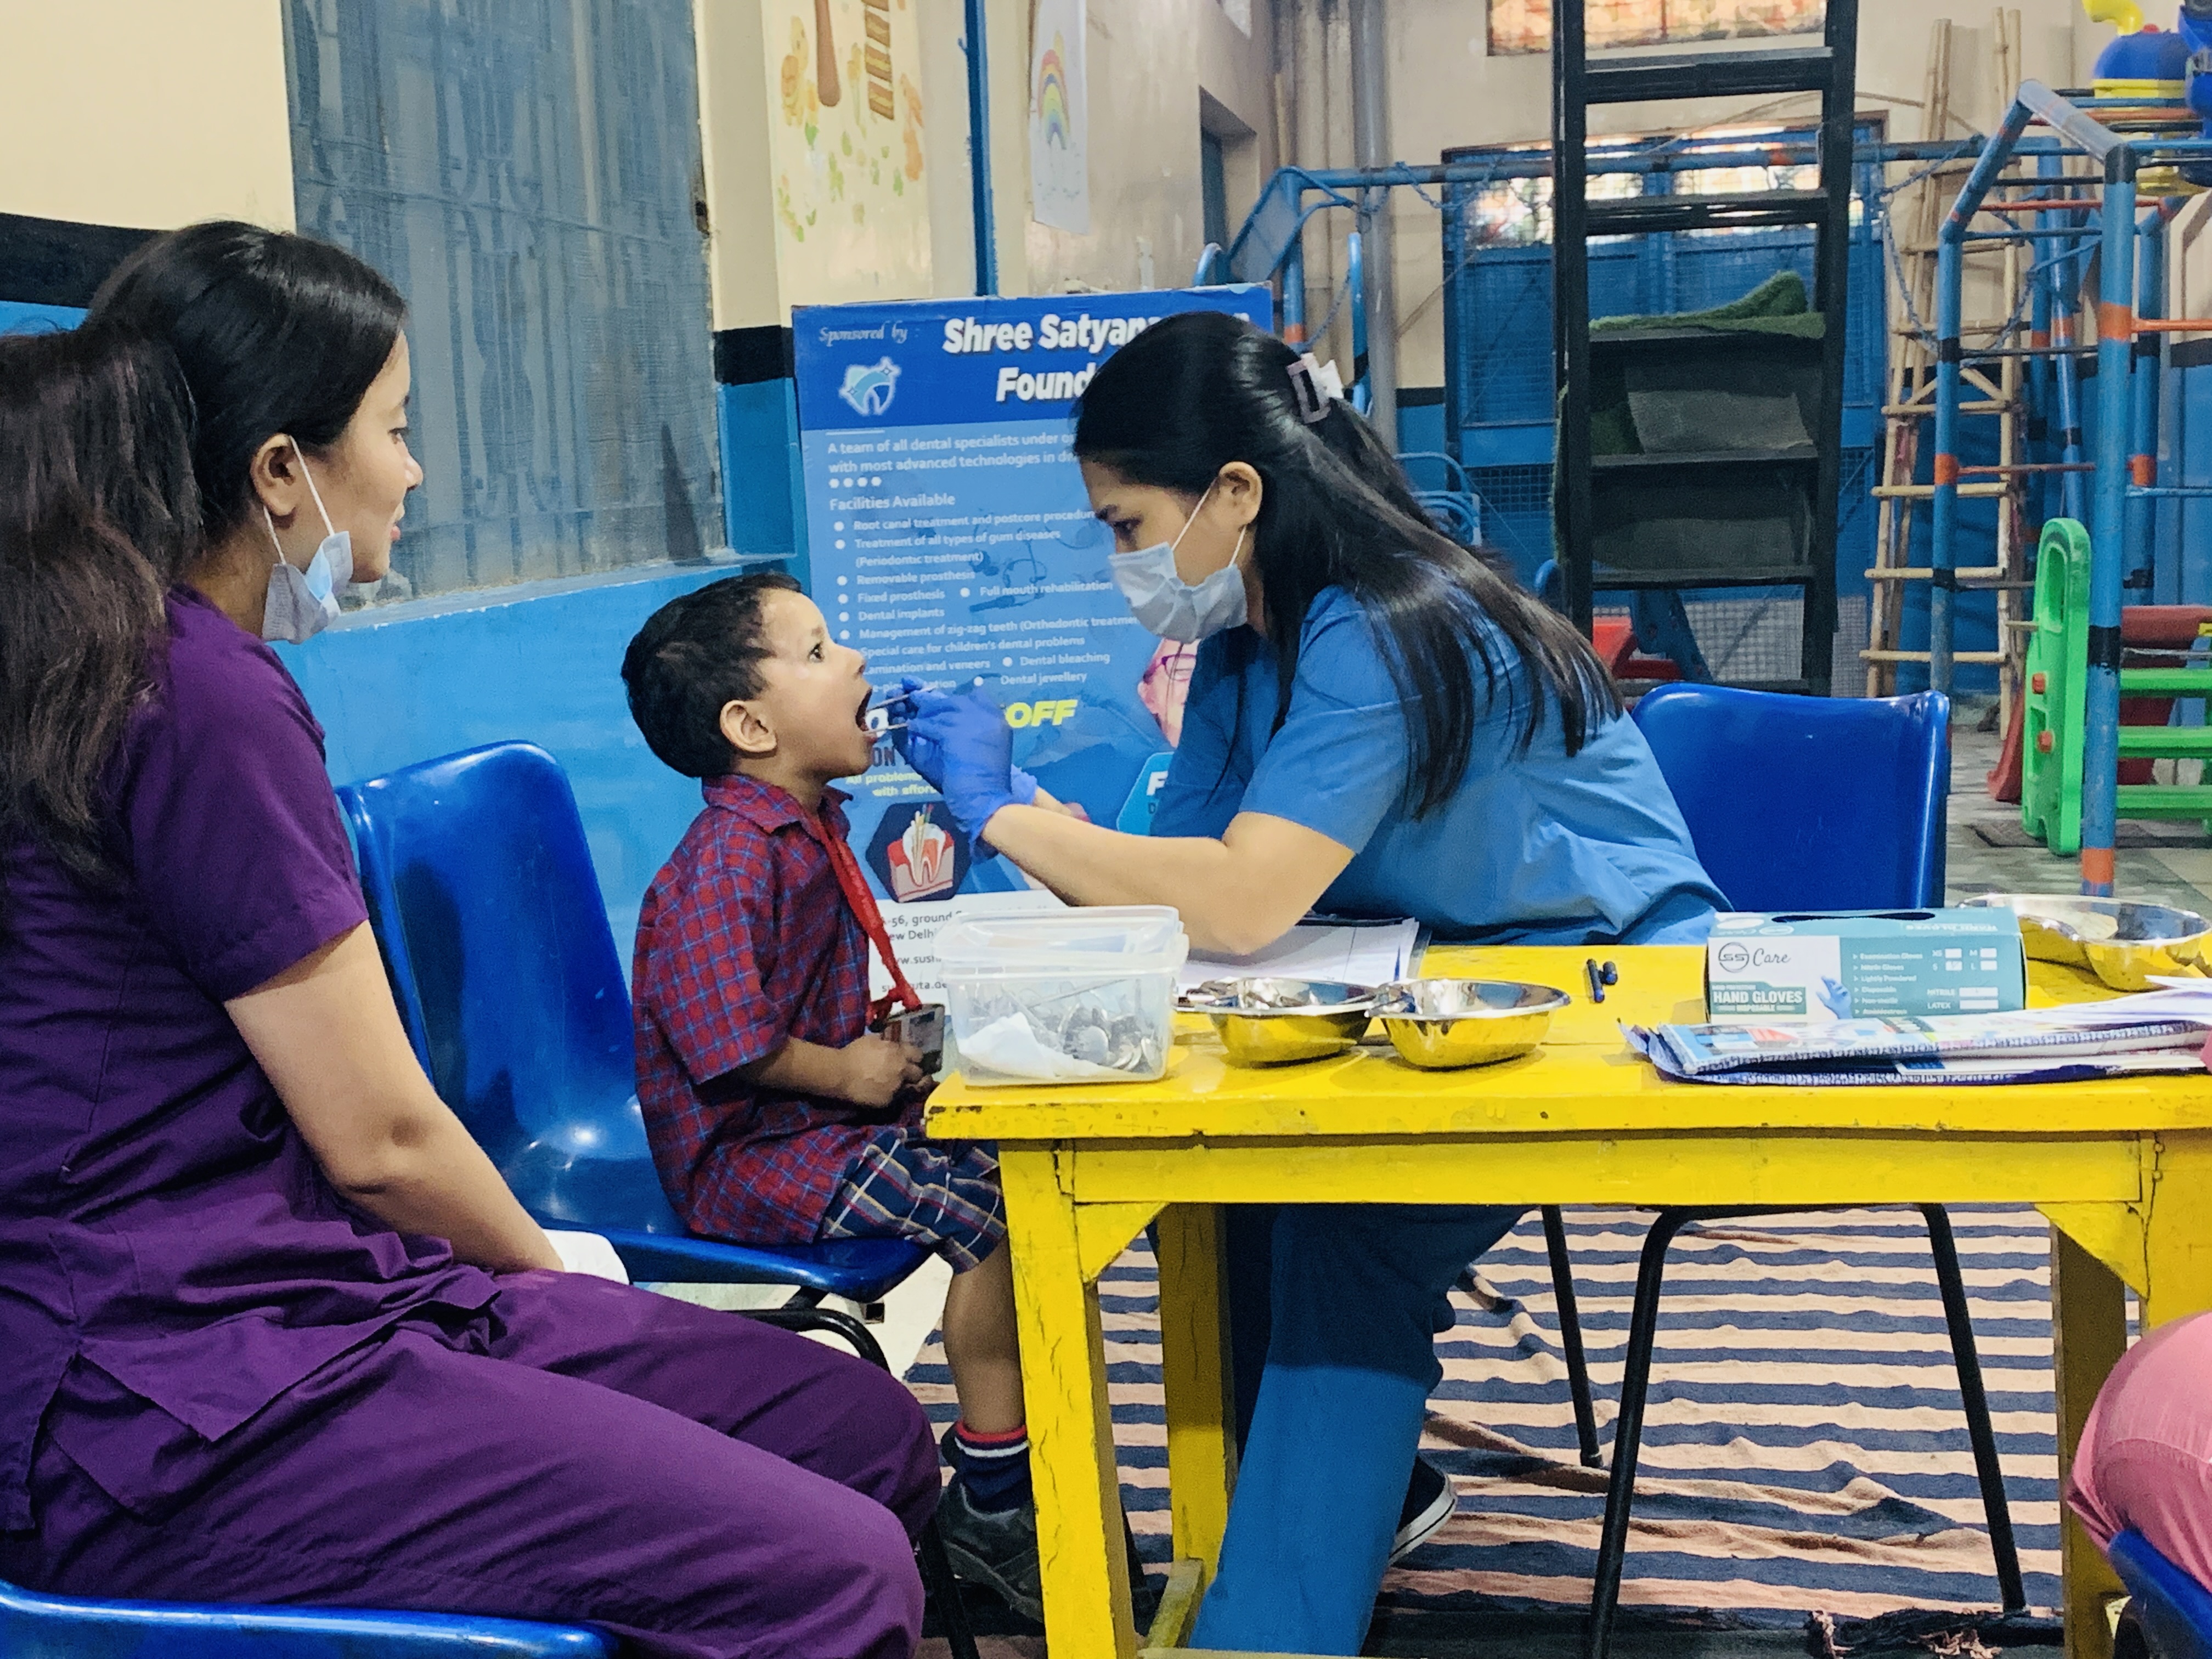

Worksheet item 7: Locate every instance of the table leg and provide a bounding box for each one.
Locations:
[2051,1223,2126,1659]
[2141,1131,2212,1329]
[997,1147,1137,1659]
[1155,1203,1237,1584]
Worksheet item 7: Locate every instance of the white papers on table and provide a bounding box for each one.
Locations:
[1631,982,2212,1086]
[1179,919,1422,996]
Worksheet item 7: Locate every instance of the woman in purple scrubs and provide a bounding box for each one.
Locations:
[0,226,937,1659]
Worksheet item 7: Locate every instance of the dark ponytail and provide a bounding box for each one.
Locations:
[0,326,202,911]
[1073,309,1620,817]
[88,221,405,540]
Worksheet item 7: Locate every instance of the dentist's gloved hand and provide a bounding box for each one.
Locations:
[893,686,1039,804]
[889,683,958,789]
[902,691,1034,849]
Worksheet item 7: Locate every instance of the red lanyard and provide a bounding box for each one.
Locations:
[800,811,924,1022]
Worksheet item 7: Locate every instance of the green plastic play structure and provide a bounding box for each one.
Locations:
[2021,517,2212,855]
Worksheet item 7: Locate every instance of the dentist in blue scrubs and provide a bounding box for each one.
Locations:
[898,310,1725,1654]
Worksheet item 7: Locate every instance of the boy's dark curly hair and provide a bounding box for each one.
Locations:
[621,572,802,778]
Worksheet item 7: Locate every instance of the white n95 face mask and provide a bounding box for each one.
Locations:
[260,452,354,645]
[1108,482,1250,643]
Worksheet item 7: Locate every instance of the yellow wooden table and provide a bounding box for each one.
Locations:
[926,944,2212,1659]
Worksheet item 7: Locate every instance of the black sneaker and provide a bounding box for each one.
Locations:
[935,1477,1045,1624]
[1390,1456,1455,1565]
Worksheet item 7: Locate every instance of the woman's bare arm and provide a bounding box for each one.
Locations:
[977,806,1354,956]
[227,924,562,1272]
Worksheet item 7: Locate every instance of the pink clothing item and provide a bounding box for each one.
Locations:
[2067,1310,2212,1589]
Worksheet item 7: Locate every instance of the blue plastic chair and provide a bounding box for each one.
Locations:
[2113,1528,2212,1658]
[335,742,980,1654]
[1578,685,2022,1659]
[0,1579,611,1658]
[1632,682,1953,910]
[335,742,930,1341]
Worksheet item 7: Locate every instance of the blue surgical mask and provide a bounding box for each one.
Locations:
[259,453,354,645]
[1108,483,1250,643]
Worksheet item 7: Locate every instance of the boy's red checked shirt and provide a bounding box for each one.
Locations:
[632,774,916,1243]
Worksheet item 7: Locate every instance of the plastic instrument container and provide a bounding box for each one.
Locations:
[934,906,1188,1085]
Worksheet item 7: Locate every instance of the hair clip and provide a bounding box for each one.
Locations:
[1288,352,1346,425]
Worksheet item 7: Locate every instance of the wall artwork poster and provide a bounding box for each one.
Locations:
[1028,0,1089,234]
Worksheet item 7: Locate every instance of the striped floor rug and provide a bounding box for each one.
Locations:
[904,1204,2064,1630]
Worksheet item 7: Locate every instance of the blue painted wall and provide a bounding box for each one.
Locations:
[1396,394,1446,458]
[275,559,782,964]
[716,379,809,580]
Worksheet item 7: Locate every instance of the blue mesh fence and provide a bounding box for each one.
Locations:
[1453,231,1882,429]
[1460,257,1556,428]
[1443,151,1886,690]
[1469,464,1558,580]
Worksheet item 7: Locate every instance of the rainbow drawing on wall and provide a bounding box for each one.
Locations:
[1027,0,1087,233]
[1035,36,1072,149]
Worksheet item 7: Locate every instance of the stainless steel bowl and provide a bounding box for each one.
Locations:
[1962,893,2212,991]
[1187,978,1378,1066]
[1372,978,1572,1070]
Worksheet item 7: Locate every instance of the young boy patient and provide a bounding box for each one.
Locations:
[622,573,1040,1619]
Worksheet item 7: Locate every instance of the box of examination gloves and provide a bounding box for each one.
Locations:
[1703,909,2027,1023]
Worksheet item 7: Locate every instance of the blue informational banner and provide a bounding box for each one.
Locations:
[792,285,1271,989]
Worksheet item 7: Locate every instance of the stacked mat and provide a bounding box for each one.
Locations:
[902,1205,2062,1629]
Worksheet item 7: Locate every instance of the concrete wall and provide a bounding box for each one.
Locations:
[918,0,1036,299]
[695,0,784,331]
[1023,0,1280,295]
[0,0,294,232]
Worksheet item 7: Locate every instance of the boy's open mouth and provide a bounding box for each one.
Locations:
[855,687,873,730]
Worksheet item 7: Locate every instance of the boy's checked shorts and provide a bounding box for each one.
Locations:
[819,1127,1006,1271]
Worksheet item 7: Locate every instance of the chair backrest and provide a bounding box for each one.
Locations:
[1630,684,1951,911]
[2111,1529,2212,1659]
[337,742,686,1235]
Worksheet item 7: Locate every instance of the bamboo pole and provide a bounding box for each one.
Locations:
[1867,20,1954,692]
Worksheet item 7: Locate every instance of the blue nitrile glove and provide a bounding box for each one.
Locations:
[896,740,1038,808]
[893,686,1037,798]
[890,684,960,789]
[904,691,1024,847]
[1817,976,1853,1019]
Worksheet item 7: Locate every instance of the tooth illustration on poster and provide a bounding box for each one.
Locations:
[793,287,1271,997]
[865,803,964,902]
